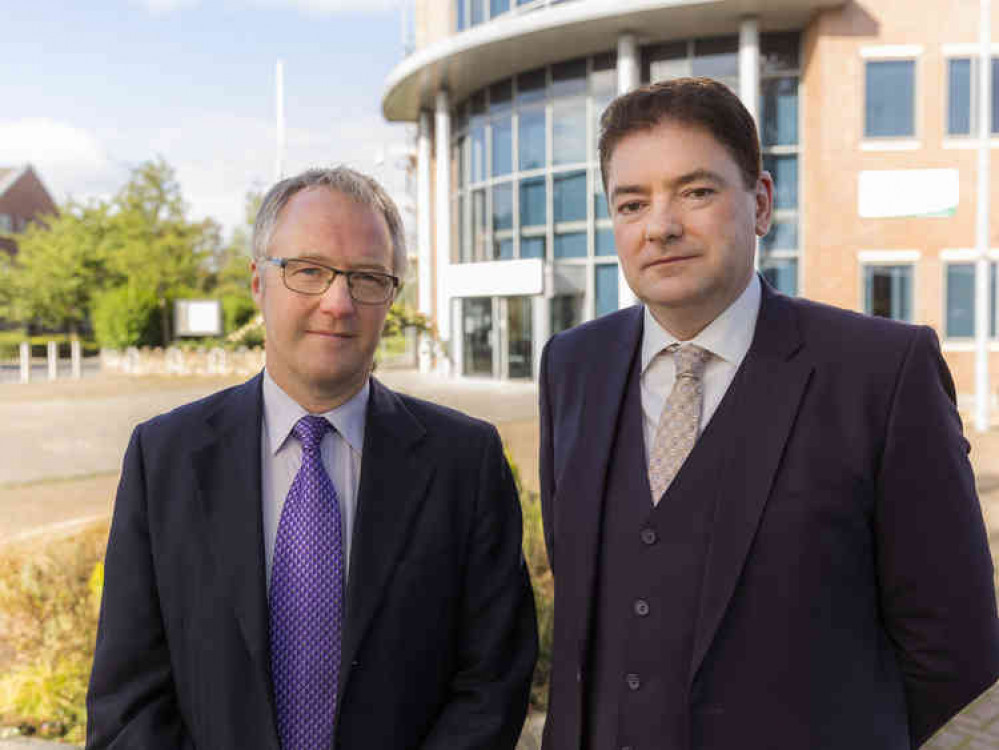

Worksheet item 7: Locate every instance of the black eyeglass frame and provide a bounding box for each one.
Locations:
[263,256,400,304]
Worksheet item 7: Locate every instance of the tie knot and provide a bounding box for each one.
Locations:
[670,343,711,380]
[293,415,331,453]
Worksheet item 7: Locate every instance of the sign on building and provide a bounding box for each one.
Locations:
[174,299,222,337]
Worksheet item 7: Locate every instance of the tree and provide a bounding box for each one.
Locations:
[100,158,215,344]
[0,202,110,332]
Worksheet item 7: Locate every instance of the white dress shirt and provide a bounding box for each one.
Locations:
[640,273,762,458]
[261,369,367,590]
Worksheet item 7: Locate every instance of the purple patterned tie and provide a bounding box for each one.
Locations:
[269,415,343,750]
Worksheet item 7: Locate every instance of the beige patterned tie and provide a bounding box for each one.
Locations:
[648,344,712,504]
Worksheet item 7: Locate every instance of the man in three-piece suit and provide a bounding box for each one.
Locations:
[87,166,537,749]
[539,77,999,749]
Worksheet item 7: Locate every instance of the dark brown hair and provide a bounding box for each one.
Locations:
[598,77,761,193]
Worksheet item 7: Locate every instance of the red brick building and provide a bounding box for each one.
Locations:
[0,164,57,257]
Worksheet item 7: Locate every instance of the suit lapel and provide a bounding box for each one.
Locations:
[337,377,431,701]
[689,283,813,683]
[189,373,278,742]
[559,307,644,659]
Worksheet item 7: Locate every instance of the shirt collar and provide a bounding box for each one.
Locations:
[641,272,761,374]
[262,368,369,456]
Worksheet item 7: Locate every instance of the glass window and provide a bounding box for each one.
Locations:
[763,155,798,210]
[463,298,493,376]
[507,296,533,379]
[552,59,587,97]
[553,98,587,165]
[472,189,487,260]
[761,258,798,296]
[492,116,513,176]
[456,0,466,30]
[645,41,689,83]
[520,235,545,259]
[864,265,912,322]
[760,220,798,252]
[517,69,546,104]
[946,263,975,338]
[470,121,486,183]
[554,231,586,258]
[456,136,466,188]
[496,238,514,260]
[760,78,798,147]
[595,227,615,256]
[458,195,472,262]
[761,32,800,74]
[470,0,485,26]
[554,171,586,222]
[551,294,584,334]
[492,183,513,231]
[520,177,546,227]
[948,58,973,136]
[591,53,617,98]
[693,36,738,89]
[865,60,915,138]
[518,107,546,170]
[490,0,509,18]
[594,186,609,220]
[595,264,619,316]
[490,80,512,112]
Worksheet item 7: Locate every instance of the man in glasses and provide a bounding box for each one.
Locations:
[87,167,537,750]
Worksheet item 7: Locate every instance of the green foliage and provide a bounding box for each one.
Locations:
[0,523,108,743]
[221,293,257,334]
[384,302,433,339]
[506,450,553,712]
[0,202,110,331]
[92,285,161,349]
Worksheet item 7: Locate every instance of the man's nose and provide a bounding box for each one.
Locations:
[318,274,355,315]
[644,199,682,244]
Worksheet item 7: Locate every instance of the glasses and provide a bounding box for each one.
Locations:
[264,257,399,304]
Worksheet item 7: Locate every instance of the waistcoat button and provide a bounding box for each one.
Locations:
[634,599,650,617]
[641,528,657,545]
[626,673,641,691]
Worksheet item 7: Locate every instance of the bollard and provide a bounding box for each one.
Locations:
[19,341,30,383]
[47,341,57,381]
[71,339,82,379]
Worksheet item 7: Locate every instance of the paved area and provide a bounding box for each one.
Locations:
[3,371,999,746]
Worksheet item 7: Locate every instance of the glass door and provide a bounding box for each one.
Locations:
[462,298,494,376]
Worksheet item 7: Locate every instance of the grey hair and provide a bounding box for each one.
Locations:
[252,166,408,281]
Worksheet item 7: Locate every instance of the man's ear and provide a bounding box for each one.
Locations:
[251,259,263,306]
[754,171,775,237]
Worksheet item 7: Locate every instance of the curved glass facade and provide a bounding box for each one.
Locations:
[455,0,580,31]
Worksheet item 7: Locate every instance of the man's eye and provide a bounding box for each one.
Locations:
[292,265,324,277]
[686,187,715,199]
[617,201,642,215]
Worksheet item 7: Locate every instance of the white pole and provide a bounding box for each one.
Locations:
[19,341,29,383]
[47,341,57,381]
[975,0,992,432]
[617,33,640,309]
[435,90,452,343]
[739,17,762,271]
[417,110,434,373]
[275,59,286,182]
[71,339,82,379]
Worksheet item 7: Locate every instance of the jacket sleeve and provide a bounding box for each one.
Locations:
[539,336,556,575]
[875,326,999,747]
[420,426,539,750]
[86,426,193,750]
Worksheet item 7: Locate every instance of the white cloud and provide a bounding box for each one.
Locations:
[0,118,125,205]
[141,110,412,237]
[246,0,400,15]
[128,0,200,14]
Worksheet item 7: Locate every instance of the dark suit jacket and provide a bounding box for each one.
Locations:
[539,280,999,749]
[87,373,537,749]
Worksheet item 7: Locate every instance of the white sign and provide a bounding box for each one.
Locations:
[858,169,959,218]
[446,258,545,298]
[174,299,222,337]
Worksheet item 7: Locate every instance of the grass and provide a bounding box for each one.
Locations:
[0,522,109,743]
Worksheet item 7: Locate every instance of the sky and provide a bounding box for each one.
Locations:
[0,0,414,237]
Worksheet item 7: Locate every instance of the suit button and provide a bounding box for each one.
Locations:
[626,673,641,691]
[576,667,582,683]
[641,528,657,545]
[621,746,634,750]
[634,599,650,617]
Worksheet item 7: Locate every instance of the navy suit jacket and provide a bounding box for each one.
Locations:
[539,281,999,749]
[87,373,537,749]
